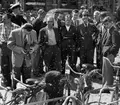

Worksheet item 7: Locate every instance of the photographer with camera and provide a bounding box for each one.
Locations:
[7,23,39,89]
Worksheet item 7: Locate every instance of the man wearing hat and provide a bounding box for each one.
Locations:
[77,10,99,69]
[7,23,39,89]
[10,3,27,26]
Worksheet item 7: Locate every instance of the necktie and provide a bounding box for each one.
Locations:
[75,20,78,27]
[24,34,28,49]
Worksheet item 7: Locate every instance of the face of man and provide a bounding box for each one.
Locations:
[58,13,64,20]
[82,14,88,24]
[38,11,45,20]
[3,14,11,23]
[54,13,58,20]
[13,7,21,14]
[94,13,100,22]
[72,12,79,20]
[65,16,71,26]
[47,17,54,28]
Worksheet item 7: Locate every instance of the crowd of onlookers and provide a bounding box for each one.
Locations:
[0,2,120,95]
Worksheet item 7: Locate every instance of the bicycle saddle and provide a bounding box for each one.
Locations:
[82,64,96,70]
[26,78,40,85]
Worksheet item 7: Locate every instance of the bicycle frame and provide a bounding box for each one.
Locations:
[65,63,102,105]
[99,57,120,105]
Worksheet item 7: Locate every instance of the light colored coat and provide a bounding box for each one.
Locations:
[7,28,39,67]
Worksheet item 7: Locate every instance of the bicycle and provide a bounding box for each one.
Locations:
[0,73,47,105]
[63,63,102,105]
[98,56,120,105]
[10,70,72,105]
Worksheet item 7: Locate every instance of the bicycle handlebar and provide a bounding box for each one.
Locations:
[66,63,84,76]
[13,76,36,88]
[103,57,120,69]
[66,63,102,77]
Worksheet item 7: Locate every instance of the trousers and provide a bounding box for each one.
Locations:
[12,60,31,89]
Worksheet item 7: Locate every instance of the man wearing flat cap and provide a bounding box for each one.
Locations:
[7,23,39,89]
[10,3,27,26]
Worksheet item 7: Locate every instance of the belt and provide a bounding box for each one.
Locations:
[47,44,57,46]
[63,37,73,40]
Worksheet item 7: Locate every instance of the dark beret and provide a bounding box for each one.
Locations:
[22,23,33,31]
[11,3,21,10]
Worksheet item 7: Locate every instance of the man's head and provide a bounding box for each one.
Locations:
[11,3,21,14]
[100,11,108,22]
[22,23,33,34]
[54,12,59,20]
[72,9,79,20]
[37,9,45,19]
[82,10,89,24]
[2,13,12,23]
[46,16,54,29]
[65,14,71,26]
[93,10,100,22]
[57,13,64,20]
[80,5,86,10]
[102,16,113,29]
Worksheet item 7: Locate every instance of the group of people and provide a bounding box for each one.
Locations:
[0,2,120,92]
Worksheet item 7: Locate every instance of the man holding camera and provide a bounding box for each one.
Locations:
[7,23,39,89]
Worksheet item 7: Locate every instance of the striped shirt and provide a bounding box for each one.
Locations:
[0,23,20,42]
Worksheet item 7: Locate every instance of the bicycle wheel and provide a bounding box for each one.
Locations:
[28,91,48,105]
[111,87,120,105]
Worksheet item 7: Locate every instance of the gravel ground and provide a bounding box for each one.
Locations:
[88,82,112,105]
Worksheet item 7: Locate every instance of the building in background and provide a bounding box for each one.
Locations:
[0,0,119,13]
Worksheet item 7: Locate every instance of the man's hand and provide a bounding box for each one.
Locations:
[21,48,27,54]
[30,47,35,54]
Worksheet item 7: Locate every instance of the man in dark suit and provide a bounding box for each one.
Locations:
[10,3,27,26]
[101,16,120,89]
[60,14,77,74]
[38,16,61,72]
[77,10,99,68]
[32,9,46,39]
[7,23,39,89]
[71,9,80,28]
